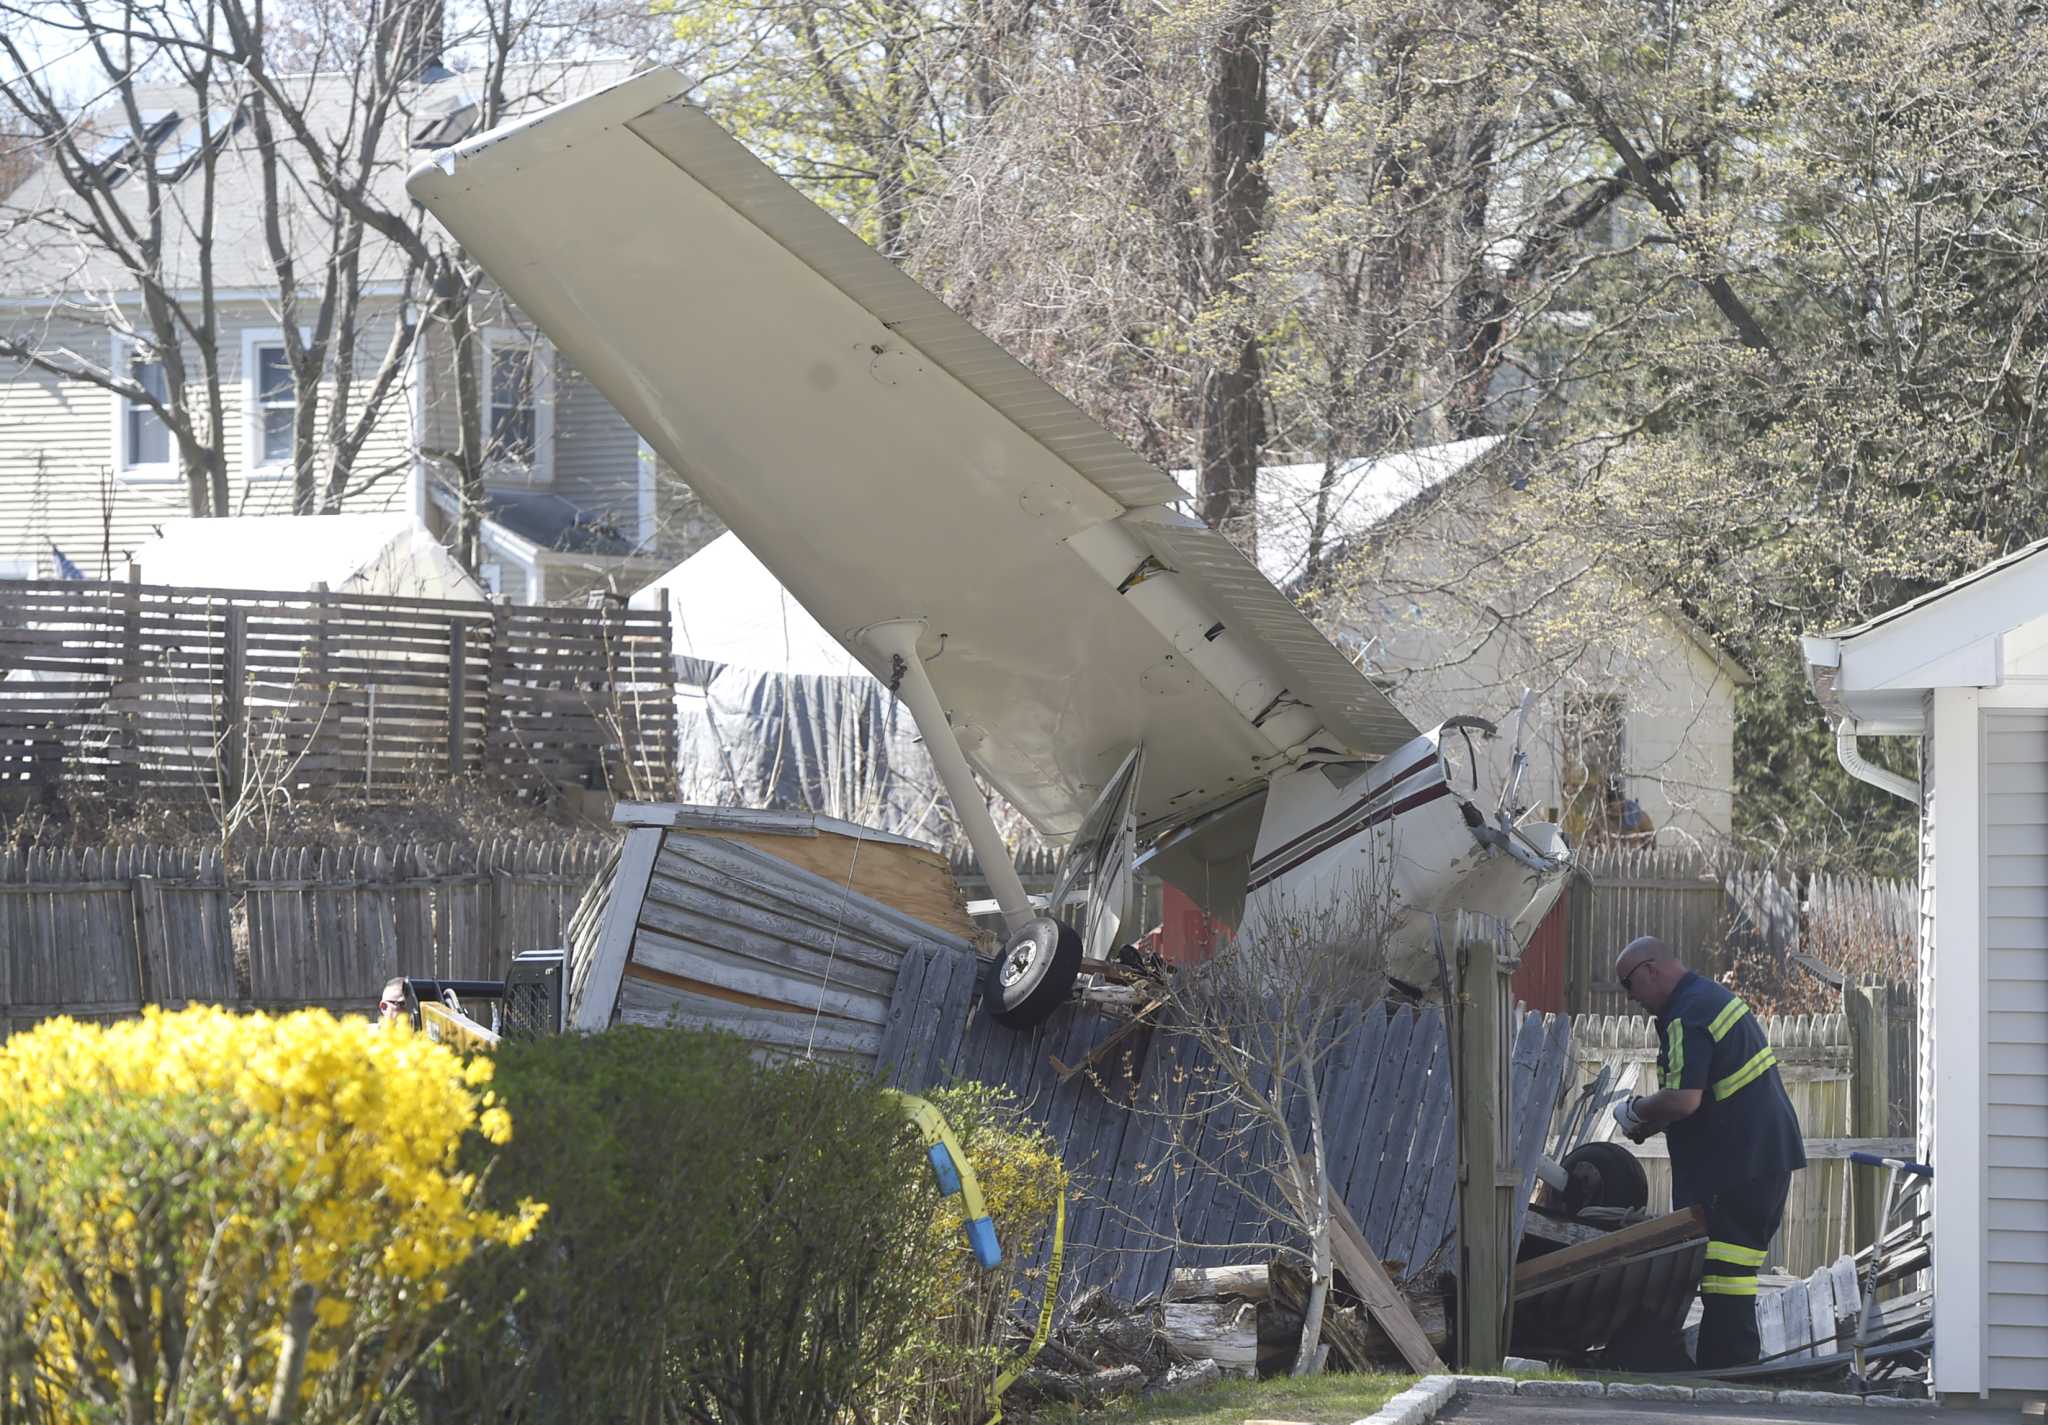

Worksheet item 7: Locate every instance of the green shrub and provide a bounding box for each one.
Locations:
[421,1027,942,1425]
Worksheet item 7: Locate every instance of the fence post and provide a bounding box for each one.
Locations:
[447,621,467,776]
[222,607,247,807]
[1454,914,1515,1368]
[1846,981,1892,1249]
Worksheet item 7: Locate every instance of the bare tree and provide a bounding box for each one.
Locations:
[215,0,433,513]
[0,0,241,516]
[1111,864,1396,1375]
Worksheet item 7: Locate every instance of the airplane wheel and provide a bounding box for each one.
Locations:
[1560,1140,1649,1212]
[985,917,1083,1029]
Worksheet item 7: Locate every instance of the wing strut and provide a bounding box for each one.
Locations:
[864,620,1033,930]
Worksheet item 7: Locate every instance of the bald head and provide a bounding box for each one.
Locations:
[1615,936,1687,1012]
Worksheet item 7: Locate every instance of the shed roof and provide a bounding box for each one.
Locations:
[0,59,635,299]
[1171,437,1502,589]
[131,513,486,600]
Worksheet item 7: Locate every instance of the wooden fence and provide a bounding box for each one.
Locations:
[1558,850,1916,1023]
[879,939,1575,1307]
[1562,1011,1853,1277]
[0,837,608,1033]
[0,577,676,803]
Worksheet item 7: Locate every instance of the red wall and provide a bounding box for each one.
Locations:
[1511,894,1570,1013]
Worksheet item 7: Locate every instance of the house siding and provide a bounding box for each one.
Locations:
[1981,708,2048,1394]
[0,305,412,576]
[1919,705,1936,1165]
[553,361,642,537]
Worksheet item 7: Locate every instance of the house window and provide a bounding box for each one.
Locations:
[255,344,294,466]
[490,345,536,461]
[1560,690,1626,842]
[124,354,171,471]
[482,330,553,482]
[480,560,504,596]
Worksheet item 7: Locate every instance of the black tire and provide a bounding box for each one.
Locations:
[984,917,1083,1029]
[1560,1140,1649,1211]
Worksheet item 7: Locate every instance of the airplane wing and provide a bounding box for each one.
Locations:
[407,68,1416,838]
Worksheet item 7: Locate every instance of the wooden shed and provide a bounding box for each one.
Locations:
[566,804,984,1065]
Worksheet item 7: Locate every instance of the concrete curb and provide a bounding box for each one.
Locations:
[1341,1373,1929,1425]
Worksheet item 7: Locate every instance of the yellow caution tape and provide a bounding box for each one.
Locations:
[984,1185,1065,1425]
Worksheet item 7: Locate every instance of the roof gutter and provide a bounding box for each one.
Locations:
[1836,720,1919,804]
[1807,634,1920,803]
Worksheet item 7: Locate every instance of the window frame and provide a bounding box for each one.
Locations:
[108,332,176,480]
[241,327,308,478]
[480,327,554,484]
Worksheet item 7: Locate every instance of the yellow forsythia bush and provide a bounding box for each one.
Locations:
[0,1007,543,1425]
[886,1083,1069,1425]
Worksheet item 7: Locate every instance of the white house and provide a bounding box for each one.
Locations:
[1803,538,2048,1402]
[1184,440,1748,847]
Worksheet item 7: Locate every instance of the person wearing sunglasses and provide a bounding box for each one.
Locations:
[1610,935,1806,1369]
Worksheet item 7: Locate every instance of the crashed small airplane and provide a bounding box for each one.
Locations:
[408,69,1569,1025]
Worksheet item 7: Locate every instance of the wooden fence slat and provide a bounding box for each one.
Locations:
[0,835,605,1030]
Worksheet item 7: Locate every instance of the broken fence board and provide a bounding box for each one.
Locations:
[1281,1156,1447,1375]
[1514,1206,1708,1297]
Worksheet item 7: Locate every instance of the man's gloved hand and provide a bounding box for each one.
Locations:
[1612,1094,1651,1142]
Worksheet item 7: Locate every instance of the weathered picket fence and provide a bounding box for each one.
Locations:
[878,939,1574,1307]
[0,837,608,1033]
[0,577,676,803]
[1562,1011,1854,1276]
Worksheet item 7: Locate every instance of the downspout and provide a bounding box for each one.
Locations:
[1836,720,1919,804]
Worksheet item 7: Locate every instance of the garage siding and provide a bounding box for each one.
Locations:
[1980,709,2048,1394]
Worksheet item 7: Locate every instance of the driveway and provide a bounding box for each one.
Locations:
[1438,1394,2018,1425]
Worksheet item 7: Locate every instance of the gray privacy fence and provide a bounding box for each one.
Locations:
[0,837,607,1033]
[878,939,1573,1305]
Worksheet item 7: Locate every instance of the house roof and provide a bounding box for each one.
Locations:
[1171,438,1502,588]
[484,488,637,557]
[1173,438,1750,687]
[629,531,866,678]
[0,59,636,300]
[1801,534,2048,731]
[131,512,486,599]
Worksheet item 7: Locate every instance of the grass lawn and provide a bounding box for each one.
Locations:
[1030,1371,1415,1425]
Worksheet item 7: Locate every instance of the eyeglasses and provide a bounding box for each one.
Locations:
[1618,963,1649,994]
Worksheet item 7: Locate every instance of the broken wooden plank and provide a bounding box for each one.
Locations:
[1158,1300,1259,1374]
[1271,1259,1382,1373]
[1513,1205,1708,1298]
[1167,1263,1271,1301]
[1050,997,1166,1082]
[1282,1157,1447,1374]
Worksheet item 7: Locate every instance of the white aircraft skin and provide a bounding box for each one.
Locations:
[406,69,1569,982]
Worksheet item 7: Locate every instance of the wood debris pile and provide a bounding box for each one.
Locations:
[1004,1254,1451,1410]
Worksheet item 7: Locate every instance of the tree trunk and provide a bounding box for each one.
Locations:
[1196,0,1271,546]
[446,297,484,572]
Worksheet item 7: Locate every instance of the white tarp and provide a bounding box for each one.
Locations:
[132,514,487,601]
[632,533,954,843]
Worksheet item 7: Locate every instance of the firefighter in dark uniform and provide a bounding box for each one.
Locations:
[1611,935,1807,1368]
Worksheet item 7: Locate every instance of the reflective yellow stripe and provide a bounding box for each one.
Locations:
[1706,1241,1768,1267]
[1713,1046,1778,1100]
[1700,1274,1761,1296]
[1708,997,1750,1042]
[1665,1018,1686,1090]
